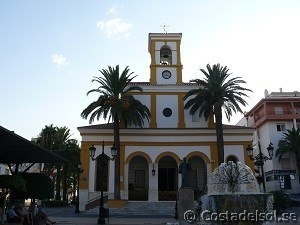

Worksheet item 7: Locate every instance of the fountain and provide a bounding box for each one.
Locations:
[198,162,273,225]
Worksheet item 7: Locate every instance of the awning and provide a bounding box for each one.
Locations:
[0,126,68,164]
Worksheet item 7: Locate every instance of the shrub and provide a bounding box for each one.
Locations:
[270,190,291,214]
[16,173,54,200]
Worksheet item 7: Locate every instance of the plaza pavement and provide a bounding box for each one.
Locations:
[45,206,300,225]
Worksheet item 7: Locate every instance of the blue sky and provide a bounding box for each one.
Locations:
[1,0,300,141]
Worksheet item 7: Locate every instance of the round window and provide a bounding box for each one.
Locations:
[163,108,172,117]
[162,70,172,79]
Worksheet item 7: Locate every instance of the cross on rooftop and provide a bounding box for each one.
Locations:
[160,23,169,33]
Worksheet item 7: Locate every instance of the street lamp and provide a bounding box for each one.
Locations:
[89,141,117,224]
[75,162,84,213]
[246,142,274,193]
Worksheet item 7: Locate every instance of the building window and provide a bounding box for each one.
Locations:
[276,123,286,132]
[163,108,172,117]
[160,46,172,65]
[274,107,283,115]
[279,175,292,189]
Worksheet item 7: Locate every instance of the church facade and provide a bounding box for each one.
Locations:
[78,33,254,210]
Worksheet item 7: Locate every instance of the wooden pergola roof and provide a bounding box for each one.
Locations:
[0,126,67,164]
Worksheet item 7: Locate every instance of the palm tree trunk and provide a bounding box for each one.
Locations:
[113,116,121,199]
[55,165,62,201]
[214,103,225,165]
[62,166,68,201]
[73,174,76,203]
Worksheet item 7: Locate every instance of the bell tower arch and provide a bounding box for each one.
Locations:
[148,33,183,84]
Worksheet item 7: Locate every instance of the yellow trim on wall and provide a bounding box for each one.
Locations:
[150,67,156,84]
[150,94,157,128]
[82,131,254,137]
[154,151,181,164]
[176,40,181,64]
[176,67,183,84]
[124,151,153,164]
[243,143,254,170]
[81,141,252,147]
[80,142,90,189]
[177,93,186,128]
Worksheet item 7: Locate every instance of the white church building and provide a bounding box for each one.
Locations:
[78,32,254,210]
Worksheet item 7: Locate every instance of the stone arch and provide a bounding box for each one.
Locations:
[160,45,172,65]
[125,151,152,164]
[186,151,210,164]
[226,154,239,163]
[155,152,180,164]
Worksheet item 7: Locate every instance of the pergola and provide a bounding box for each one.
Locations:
[0,126,67,164]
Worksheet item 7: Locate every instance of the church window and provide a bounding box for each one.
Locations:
[163,108,172,117]
[162,70,171,79]
[160,46,172,65]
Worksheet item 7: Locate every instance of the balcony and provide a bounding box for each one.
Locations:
[253,111,300,127]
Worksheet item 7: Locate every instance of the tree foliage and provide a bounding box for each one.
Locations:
[0,175,26,196]
[81,65,151,127]
[37,124,80,201]
[81,65,150,199]
[16,173,54,200]
[276,128,300,180]
[184,64,252,164]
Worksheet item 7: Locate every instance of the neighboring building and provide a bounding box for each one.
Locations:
[0,164,10,175]
[78,32,254,211]
[238,89,300,192]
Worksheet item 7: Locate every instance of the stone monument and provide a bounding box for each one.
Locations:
[178,157,194,224]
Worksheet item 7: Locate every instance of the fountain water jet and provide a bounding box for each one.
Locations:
[199,162,273,225]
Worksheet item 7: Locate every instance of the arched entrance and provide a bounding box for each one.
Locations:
[128,156,149,201]
[158,156,178,201]
[187,156,207,200]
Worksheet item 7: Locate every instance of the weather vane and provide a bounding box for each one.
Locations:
[160,23,169,33]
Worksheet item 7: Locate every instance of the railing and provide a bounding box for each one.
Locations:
[85,193,108,211]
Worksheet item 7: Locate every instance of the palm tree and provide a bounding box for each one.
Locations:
[184,64,252,165]
[81,65,151,199]
[276,128,300,181]
[37,125,77,201]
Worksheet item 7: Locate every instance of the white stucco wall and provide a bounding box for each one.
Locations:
[156,95,178,128]
[124,145,211,163]
[131,94,151,128]
[224,145,245,164]
[156,67,177,84]
[184,108,208,128]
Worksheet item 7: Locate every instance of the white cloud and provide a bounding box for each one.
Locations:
[107,5,118,15]
[97,18,132,38]
[51,54,67,67]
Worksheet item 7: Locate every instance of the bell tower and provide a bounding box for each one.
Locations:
[148,33,183,84]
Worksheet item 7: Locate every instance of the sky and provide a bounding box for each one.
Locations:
[1,0,300,142]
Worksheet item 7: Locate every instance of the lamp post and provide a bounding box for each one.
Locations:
[246,142,274,193]
[75,162,84,213]
[89,141,117,224]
